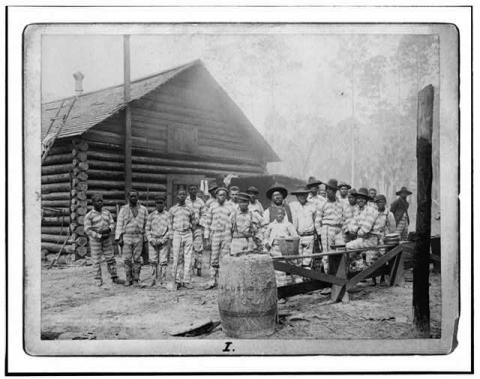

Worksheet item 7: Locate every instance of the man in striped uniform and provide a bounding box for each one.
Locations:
[84,193,118,287]
[186,184,206,277]
[115,190,149,287]
[315,179,344,275]
[230,192,264,255]
[307,178,326,210]
[345,188,379,272]
[225,185,240,212]
[342,188,358,243]
[290,186,317,271]
[390,186,412,241]
[168,188,197,290]
[204,187,234,289]
[145,194,171,287]
[368,188,378,210]
[337,182,351,205]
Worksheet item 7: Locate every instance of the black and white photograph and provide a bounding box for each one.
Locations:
[8,4,472,374]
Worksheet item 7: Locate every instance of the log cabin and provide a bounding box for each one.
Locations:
[41,60,280,258]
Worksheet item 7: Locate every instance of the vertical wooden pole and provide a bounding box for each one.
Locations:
[123,35,132,196]
[413,84,433,337]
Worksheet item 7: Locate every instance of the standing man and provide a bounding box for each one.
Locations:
[231,192,264,255]
[115,190,149,287]
[246,186,264,216]
[342,188,358,243]
[290,186,317,272]
[337,182,351,205]
[168,188,197,290]
[186,184,206,277]
[368,188,378,209]
[373,194,396,242]
[307,177,326,209]
[204,187,234,289]
[390,186,412,240]
[263,183,293,223]
[84,193,119,286]
[145,194,171,287]
[345,188,380,272]
[226,185,240,212]
[315,179,344,275]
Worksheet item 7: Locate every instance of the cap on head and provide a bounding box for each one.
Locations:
[374,194,387,203]
[236,192,251,202]
[215,186,228,195]
[155,194,166,202]
[338,181,351,190]
[246,186,259,195]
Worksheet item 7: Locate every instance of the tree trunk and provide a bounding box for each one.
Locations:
[413,84,433,337]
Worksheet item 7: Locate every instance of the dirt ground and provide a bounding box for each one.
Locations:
[41,255,441,340]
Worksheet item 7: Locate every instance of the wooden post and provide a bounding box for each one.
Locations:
[123,34,132,195]
[413,84,433,337]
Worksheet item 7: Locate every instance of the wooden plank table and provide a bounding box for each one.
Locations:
[273,242,410,303]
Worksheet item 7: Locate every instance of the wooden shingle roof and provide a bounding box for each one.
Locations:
[41,59,279,162]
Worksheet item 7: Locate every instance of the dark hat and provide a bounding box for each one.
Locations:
[306,177,323,188]
[374,194,387,203]
[208,183,219,194]
[348,188,357,196]
[229,185,240,191]
[246,186,259,194]
[325,179,338,191]
[215,187,228,195]
[236,192,251,202]
[369,187,377,193]
[396,186,412,196]
[291,186,311,196]
[266,183,288,200]
[338,181,351,190]
[354,187,373,201]
[154,194,166,202]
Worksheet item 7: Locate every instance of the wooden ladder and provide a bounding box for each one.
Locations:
[41,97,77,163]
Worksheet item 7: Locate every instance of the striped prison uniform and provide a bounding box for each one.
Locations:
[290,201,316,268]
[186,197,206,271]
[84,208,117,280]
[308,194,326,210]
[169,203,196,284]
[204,202,234,272]
[345,205,379,271]
[115,204,148,282]
[396,213,409,241]
[315,199,344,274]
[367,208,397,264]
[146,209,171,266]
[342,203,358,243]
[230,209,264,255]
[248,200,264,216]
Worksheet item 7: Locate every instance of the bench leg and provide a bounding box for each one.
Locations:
[389,251,405,286]
[330,254,349,303]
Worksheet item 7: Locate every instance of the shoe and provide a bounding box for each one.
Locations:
[95,279,103,287]
[132,280,140,287]
[182,282,194,290]
[166,282,178,291]
[196,268,202,277]
[124,281,133,287]
[205,280,217,290]
[112,277,123,285]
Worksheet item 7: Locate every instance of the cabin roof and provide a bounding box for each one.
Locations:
[42,59,280,162]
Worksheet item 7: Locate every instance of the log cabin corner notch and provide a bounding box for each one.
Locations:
[41,59,280,258]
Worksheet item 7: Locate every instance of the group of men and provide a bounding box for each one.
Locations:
[83,177,412,291]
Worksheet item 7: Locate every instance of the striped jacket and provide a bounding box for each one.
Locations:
[315,199,344,232]
[348,205,379,237]
[84,209,115,240]
[115,204,148,239]
[185,197,206,227]
[146,209,171,242]
[204,202,234,237]
[169,203,197,233]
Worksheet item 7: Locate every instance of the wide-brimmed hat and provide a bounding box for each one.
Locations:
[325,179,338,191]
[396,186,412,196]
[236,192,251,202]
[353,187,373,201]
[348,188,357,196]
[215,187,228,195]
[338,181,351,190]
[291,186,311,196]
[306,177,323,188]
[208,182,219,194]
[266,183,288,200]
[246,186,259,195]
[374,194,387,203]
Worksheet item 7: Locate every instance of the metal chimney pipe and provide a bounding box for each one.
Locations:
[73,71,84,96]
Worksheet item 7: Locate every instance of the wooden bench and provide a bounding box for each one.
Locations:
[272,242,411,303]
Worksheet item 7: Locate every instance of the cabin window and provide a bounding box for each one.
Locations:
[167,125,198,154]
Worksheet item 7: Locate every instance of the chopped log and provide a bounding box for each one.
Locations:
[70,212,77,221]
[75,226,85,235]
[76,191,87,201]
[42,207,70,217]
[41,234,73,244]
[46,143,74,156]
[413,84,433,337]
[131,162,262,176]
[87,179,166,191]
[73,151,87,162]
[77,215,85,225]
[88,159,124,171]
[42,182,71,193]
[86,190,164,199]
[87,169,124,180]
[77,172,88,181]
[42,199,70,208]
[76,182,88,192]
[76,207,87,216]
[88,150,123,162]
[72,140,89,151]
[42,242,75,254]
[42,192,70,200]
[76,246,88,257]
[42,216,71,226]
[42,226,70,235]
[72,160,89,171]
[42,164,73,176]
[76,236,88,247]
[42,173,71,184]
[42,153,73,166]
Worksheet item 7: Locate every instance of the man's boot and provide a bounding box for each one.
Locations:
[147,264,157,287]
[206,268,218,289]
[106,259,120,284]
[159,265,167,285]
[132,261,142,287]
[195,258,202,277]
[124,261,133,286]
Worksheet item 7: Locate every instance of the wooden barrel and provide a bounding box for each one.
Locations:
[218,254,277,338]
[277,237,299,256]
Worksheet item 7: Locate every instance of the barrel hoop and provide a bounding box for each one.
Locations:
[219,304,277,318]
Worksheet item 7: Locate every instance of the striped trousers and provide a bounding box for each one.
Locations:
[89,237,117,280]
[320,225,342,274]
[209,230,231,269]
[172,230,193,284]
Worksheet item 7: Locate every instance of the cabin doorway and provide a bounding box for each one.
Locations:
[166,175,213,208]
